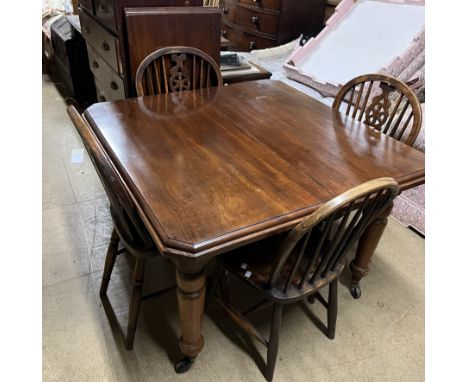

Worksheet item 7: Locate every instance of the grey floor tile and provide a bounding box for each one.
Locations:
[64,154,107,203]
[42,75,73,128]
[43,204,88,256]
[43,248,92,287]
[42,122,84,164]
[43,159,76,208]
[43,276,114,382]
[43,323,115,382]
[76,197,113,251]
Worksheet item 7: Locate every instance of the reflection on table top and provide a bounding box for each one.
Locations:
[84,80,425,258]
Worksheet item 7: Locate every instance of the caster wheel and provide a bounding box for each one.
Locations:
[351,283,361,299]
[174,356,195,374]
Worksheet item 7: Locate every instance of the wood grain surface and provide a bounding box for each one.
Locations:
[84,80,425,258]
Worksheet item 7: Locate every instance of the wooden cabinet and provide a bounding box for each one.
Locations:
[78,0,204,102]
[220,0,327,51]
[50,16,97,106]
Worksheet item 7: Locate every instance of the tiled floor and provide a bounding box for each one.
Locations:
[42,74,424,381]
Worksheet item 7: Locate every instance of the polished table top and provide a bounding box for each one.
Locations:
[84,80,425,258]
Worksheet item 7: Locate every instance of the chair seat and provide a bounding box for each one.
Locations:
[220,231,342,303]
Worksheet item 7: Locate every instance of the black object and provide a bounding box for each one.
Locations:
[220,52,240,66]
[51,16,96,107]
[174,356,196,374]
[299,33,312,46]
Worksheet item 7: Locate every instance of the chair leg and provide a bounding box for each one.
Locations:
[126,257,145,350]
[327,279,338,340]
[206,261,223,307]
[100,228,120,297]
[265,304,283,382]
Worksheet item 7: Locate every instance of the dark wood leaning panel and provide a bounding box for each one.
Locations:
[125,7,221,96]
[78,0,204,102]
[220,0,327,51]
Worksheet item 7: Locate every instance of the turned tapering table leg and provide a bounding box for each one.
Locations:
[174,264,206,373]
[350,202,394,299]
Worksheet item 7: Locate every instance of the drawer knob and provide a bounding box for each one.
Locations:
[98,5,108,13]
[102,41,110,51]
[92,61,99,69]
[83,25,90,33]
[249,41,256,50]
[251,16,259,25]
[222,30,227,38]
[110,81,119,90]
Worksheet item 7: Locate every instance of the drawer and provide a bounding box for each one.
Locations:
[94,0,117,32]
[241,29,276,51]
[79,10,122,75]
[79,0,94,13]
[94,78,112,102]
[221,22,235,44]
[239,0,281,12]
[235,6,279,36]
[222,21,276,51]
[87,44,125,101]
[220,0,237,23]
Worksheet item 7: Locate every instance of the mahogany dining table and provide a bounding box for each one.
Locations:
[83,80,425,370]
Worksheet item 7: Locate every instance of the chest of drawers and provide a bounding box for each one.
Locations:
[78,0,203,102]
[220,0,327,51]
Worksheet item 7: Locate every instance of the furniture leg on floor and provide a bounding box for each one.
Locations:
[350,202,394,299]
[126,258,145,350]
[100,228,120,297]
[327,279,338,340]
[174,262,207,373]
[265,304,283,382]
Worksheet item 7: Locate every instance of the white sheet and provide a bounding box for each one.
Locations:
[298,0,425,84]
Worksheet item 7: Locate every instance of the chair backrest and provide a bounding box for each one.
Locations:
[332,74,422,147]
[67,106,154,249]
[135,46,222,97]
[269,178,399,294]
